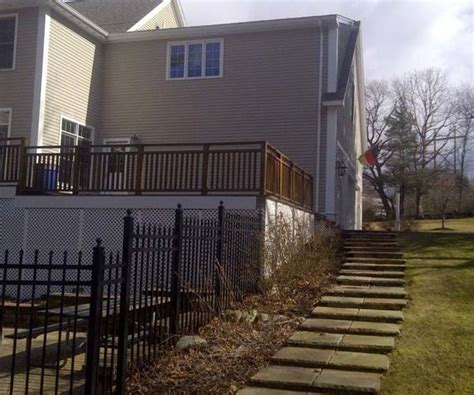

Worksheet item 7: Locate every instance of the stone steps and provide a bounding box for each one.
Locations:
[345,257,406,265]
[250,365,382,394]
[287,331,395,354]
[239,232,407,395]
[301,318,401,336]
[345,251,404,259]
[340,270,405,278]
[319,296,408,310]
[327,285,407,299]
[344,248,400,254]
[343,263,406,271]
[337,275,406,287]
[271,347,390,373]
[311,306,404,323]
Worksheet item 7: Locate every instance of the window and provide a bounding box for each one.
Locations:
[0,15,17,70]
[0,109,11,139]
[167,39,223,79]
[60,117,94,147]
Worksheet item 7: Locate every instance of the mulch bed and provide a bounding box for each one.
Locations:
[126,272,337,394]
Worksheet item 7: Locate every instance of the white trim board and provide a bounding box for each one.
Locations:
[127,0,172,32]
[30,7,50,146]
[0,13,18,72]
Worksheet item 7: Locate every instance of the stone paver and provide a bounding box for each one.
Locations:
[311,306,404,323]
[301,318,400,336]
[327,285,407,298]
[238,388,323,395]
[320,296,407,310]
[250,366,321,390]
[340,269,405,278]
[313,369,381,393]
[337,275,406,286]
[288,331,395,353]
[287,331,344,348]
[343,263,406,271]
[240,232,407,394]
[272,347,389,372]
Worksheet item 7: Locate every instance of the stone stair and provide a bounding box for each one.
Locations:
[238,231,408,394]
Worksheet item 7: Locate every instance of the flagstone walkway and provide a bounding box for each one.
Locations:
[238,231,407,394]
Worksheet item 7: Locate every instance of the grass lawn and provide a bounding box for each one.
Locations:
[370,217,474,233]
[381,232,474,394]
[415,217,474,233]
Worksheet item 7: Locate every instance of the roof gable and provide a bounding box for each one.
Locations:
[66,0,164,33]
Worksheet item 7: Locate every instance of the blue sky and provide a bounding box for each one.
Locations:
[181,0,473,85]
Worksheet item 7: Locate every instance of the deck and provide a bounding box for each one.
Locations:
[0,140,313,210]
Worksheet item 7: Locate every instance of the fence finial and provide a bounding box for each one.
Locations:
[96,238,102,246]
[219,201,224,207]
[126,209,132,216]
[177,203,182,209]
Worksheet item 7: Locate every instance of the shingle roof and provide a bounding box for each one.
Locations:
[66,0,164,33]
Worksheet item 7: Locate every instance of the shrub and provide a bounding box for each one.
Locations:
[261,214,340,311]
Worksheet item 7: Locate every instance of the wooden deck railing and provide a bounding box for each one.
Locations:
[0,138,25,183]
[2,141,313,209]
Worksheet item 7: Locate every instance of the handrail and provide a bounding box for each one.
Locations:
[4,140,313,210]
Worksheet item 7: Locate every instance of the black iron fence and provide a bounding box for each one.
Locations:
[0,204,263,394]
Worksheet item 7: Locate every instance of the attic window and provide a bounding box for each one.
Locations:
[167,39,223,80]
[0,14,17,71]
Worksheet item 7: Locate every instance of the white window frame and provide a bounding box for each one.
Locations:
[59,115,95,146]
[0,13,18,72]
[166,38,224,80]
[0,108,12,138]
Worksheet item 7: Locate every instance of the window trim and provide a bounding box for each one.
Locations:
[166,38,224,80]
[58,115,95,146]
[0,107,12,138]
[0,13,18,72]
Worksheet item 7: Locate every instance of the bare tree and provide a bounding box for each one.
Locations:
[364,80,395,217]
[453,85,474,210]
[393,69,455,216]
[428,170,457,229]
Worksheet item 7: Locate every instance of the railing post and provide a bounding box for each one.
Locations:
[16,143,27,193]
[201,144,210,195]
[214,201,225,312]
[289,163,294,202]
[170,204,184,335]
[259,142,267,196]
[279,152,283,197]
[72,146,81,195]
[85,239,106,395]
[135,145,144,195]
[116,210,133,395]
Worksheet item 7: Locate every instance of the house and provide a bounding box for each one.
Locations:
[0,0,367,233]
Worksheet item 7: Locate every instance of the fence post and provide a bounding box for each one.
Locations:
[201,144,210,195]
[170,204,184,335]
[85,239,106,395]
[215,202,225,312]
[116,210,134,395]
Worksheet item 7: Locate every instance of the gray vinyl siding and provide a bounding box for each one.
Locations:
[139,2,180,30]
[0,7,38,141]
[101,28,321,177]
[42,11,103,146]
